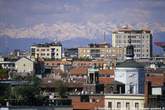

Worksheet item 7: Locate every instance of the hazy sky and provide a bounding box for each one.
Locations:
[0,0,165,40]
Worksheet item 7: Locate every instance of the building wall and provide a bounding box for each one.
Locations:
[112,30,152,59]
[0,61,15,70]
[72,61,107,68]
[15,58,34,74]
[44,60,71,67]
[78,47,124,60]
[31,45,62,59]
[104,95,144,109]
[69,95,104,110]
[115,68,145,94]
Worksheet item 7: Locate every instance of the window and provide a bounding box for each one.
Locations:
[41,53,45,56]
[135,103,139,109]
[108,102,112,108]
[130,85,134,94]
[117,102,121,108]
[31,48,35,52]
[126,102,130,110]
[51,48,55,52]
[41,49,45,51]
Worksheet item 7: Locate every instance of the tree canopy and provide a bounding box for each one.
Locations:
[0,67,8,79]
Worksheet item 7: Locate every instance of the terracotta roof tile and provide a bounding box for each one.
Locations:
[69,67,88,75]
[99,78,114,84]
[99,69,114,75]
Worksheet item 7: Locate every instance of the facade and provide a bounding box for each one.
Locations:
[115,39,145,94]
[145,69,165,108]
[9,49,30,58]
[64,48,78,58]
[15,57,34,76]
[72,60,108,68]
[69,67,88,80]
[104,94,144,109]
[115,67,145,94]
[0,56,15,70]
[31,42,62,59]
[112,27,152,59]
[98,69,114,85]
[44,60,71,67]
[78,43,124,61]
[44,60,72,73]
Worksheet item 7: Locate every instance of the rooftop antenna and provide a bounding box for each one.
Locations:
[54,36,58,43]
[103,32,106,43]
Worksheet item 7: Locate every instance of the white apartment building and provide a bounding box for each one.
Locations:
[31,42,62,59]
[112,27,152,59]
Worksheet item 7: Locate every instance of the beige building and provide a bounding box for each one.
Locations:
[15,57,34,76]
[31,42,62,59]
[104,94,144,109]
[112,27,152,59]
[78,43,124,61]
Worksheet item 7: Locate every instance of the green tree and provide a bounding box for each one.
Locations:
[54,80,67,98]
[10,76,44,105]
[0,67,8,79]
[0,83,10,99]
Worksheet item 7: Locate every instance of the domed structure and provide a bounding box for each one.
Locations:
[114,38,145,94]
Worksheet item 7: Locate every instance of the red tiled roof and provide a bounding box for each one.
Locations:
[99,69,114,75]
[69,67,88,75]
[44,60,71,66]
[71,96,104,110]
[99,78,114,84]
[72,102,98,110]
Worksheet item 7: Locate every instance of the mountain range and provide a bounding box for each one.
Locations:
[0,32,164,56]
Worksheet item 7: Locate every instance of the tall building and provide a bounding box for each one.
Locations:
[78,43,124,61]
[112,27,152,59]
[31,42,62,59]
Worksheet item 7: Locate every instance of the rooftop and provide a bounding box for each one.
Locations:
[112,27,151,33]
[32,42,62,47]
[99,69,114,75]
[69,67,88,75]
[116,59,144,68]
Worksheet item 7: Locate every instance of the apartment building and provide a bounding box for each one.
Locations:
[0,56,15,70]
[31,42,62,59]
[112,27,152,59]
[78,43,124,61]
[104,94,144,109]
